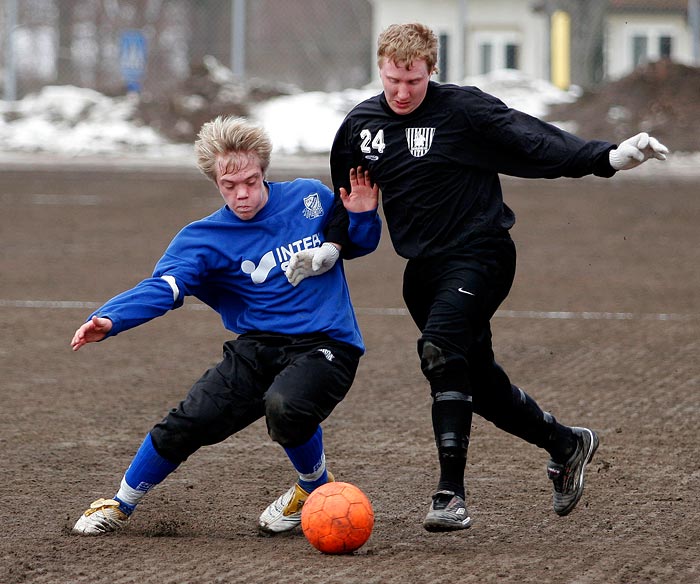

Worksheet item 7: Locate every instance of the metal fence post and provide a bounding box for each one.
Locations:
[690,0,700,65]
[3,0,18,101]
[231,0,246,78]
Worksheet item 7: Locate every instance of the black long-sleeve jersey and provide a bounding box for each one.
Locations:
[330,81,617,259]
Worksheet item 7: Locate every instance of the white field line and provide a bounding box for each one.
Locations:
[0,299,697,322]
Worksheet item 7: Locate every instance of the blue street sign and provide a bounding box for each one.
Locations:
[120,30,147,92]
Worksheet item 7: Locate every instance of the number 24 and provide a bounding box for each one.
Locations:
[360,129,385,154]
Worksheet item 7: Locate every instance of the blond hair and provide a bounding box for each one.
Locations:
[377,23,438,74]
[195,115,272,182]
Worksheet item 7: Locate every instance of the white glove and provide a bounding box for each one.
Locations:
[285,242,340,287]
[609,132,669,171]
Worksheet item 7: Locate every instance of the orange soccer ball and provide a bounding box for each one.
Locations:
[301,481,374,554]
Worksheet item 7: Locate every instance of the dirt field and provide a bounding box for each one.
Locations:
[1,159,698,584]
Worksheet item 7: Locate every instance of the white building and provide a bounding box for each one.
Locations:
[606,0,693,79]
[371,0,549,82]
[370,0,697,86]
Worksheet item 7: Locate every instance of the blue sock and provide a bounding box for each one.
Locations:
[114,433,179,514]
[283,426,328,492]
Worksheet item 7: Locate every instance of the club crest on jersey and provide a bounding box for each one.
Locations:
[303,192,324,219]
[406,127,435,157]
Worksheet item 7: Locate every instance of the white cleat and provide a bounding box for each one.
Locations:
[258,472,334,534]
[72,498,130,535]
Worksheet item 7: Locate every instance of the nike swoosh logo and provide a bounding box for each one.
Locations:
[458,288,475,296]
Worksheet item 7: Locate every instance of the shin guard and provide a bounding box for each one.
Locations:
[432,391,472,498]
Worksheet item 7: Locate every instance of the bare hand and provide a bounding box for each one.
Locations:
[339,166,379,213]
[71,315,113,351]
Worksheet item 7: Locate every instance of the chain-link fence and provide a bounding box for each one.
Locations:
[1,0,697,101]
[0,0,373,101]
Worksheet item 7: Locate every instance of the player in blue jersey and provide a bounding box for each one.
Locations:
[290,23,668,532]
[71,115,381,536]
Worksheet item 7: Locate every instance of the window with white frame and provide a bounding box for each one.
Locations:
[632,35,648,66]
[479,43,493,74]
[629,28,675,69]
[505,43,520,69]
[473,31,522,74]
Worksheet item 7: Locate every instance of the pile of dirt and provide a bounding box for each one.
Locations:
[136,57,699,153]
[136,55,297,144]
[547,60,700,152]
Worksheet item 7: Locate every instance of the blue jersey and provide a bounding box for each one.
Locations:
[90,178,381,352]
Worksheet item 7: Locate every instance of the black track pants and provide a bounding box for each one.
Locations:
[403,231,558,446]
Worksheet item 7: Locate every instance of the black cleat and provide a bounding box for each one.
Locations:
[423,490,472,532]
[547,427,599,516]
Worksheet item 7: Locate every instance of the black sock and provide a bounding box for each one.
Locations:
[547,424,578,463]
[437,448,467,499]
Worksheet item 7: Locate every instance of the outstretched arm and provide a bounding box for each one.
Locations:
[69,272,187,348]
[71,316,113,351]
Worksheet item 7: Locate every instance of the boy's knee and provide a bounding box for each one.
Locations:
[264,391,311,446]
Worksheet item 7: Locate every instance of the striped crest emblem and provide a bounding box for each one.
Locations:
[302,192,324,219]
[405,127,435,157]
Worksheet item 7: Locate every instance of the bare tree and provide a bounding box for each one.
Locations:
[539,0,610,88]
[57,0,78,86]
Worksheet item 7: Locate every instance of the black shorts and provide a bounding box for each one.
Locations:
[150,332,362,462]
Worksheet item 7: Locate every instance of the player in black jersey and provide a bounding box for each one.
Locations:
[290,23,668,532]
